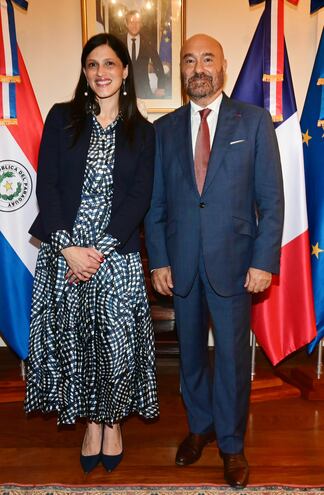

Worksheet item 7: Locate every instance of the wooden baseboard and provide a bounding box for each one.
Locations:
[1,372,301,404]
[0,380,25,403]
[277,366,324,400]
[151,304,175,321]
[251,370,301,402]
[0,350,305,405]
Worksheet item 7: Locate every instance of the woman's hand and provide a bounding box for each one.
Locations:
[61,246,104,283]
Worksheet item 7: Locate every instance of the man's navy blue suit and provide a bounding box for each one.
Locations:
[145,93,284,453]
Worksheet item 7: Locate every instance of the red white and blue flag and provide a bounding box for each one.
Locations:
[0,0,42,359]
[249,0,299,4]
[232,0,317,365]
[249,0,324,14]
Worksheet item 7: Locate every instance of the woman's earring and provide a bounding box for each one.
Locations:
[122,79,127,96]
[84,83,89,97]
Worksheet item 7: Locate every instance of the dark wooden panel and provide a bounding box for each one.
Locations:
[141,226,178,356]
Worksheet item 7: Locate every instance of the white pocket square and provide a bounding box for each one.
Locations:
[230,139,245,145]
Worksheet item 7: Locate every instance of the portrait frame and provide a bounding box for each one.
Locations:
[81,0,185,113]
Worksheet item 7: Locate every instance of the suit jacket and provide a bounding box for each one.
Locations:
[145,94,284,297]
[122,34,166,99]
[29,103,155,255]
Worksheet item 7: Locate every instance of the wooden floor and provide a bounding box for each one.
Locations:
[0,347,324,486]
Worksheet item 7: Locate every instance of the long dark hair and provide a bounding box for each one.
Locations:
[69,33,140,143]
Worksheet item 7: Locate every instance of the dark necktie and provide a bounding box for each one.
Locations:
[194,108,212,195]
[131,38,136,63]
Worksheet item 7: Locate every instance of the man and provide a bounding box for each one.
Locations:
[123,10,166,99]
[145,34,284,487]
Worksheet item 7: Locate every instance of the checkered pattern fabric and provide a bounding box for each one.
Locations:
[25,116,159,425]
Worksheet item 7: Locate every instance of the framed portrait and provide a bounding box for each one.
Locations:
[81,0,185,113]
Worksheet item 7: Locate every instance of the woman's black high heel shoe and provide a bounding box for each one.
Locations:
[102,423,123,472]
[101,451,123,472]
[80,423,102,473]
[80,452,101,474]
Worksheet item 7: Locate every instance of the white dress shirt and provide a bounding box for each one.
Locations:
[127,33,140,60]
[190,93,223,156]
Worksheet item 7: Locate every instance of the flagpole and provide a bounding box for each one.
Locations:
[317,341,323,379]
[20,360,25,381]
[251,331,256,381]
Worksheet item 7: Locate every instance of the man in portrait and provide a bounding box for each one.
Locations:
[122,10,166,99]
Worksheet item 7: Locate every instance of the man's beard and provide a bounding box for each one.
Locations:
[184,71,223,100]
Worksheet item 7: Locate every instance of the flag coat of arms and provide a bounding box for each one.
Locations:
[232,0,316,365]
[0,0,42,359]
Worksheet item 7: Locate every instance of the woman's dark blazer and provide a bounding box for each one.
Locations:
[29,103,155,255]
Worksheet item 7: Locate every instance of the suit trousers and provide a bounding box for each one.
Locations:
[173,254,252,453]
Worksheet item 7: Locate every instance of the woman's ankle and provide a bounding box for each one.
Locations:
[81,421,103,456]
[102,423,123,455]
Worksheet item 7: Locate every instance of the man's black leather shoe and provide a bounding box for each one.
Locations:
[175,431,216,466]
[220,450,249,488]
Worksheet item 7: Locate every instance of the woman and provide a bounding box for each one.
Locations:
[25,33,159,474]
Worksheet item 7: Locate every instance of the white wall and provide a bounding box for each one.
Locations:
[1,1,323,349]
[15,0,82,119]
[13,0,324,120]
[185,0,324,114]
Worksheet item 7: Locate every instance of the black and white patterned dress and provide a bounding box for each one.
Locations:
[25,116,159,425]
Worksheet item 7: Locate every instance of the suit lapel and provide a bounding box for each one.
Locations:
[174,104,200,196]
[203,94,241,194]
[79,115,92,162]
[114,120,125,190]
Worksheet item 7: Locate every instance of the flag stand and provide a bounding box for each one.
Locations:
[277,341,324,400]
[250,332,301,402]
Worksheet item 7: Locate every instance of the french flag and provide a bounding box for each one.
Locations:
[0,34,42,359]
[232,0,316,365]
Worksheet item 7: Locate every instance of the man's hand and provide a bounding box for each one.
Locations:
[154,88,165,97]
[244,267,272,293]
[151,266,173,296]
[61,246,104,283]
